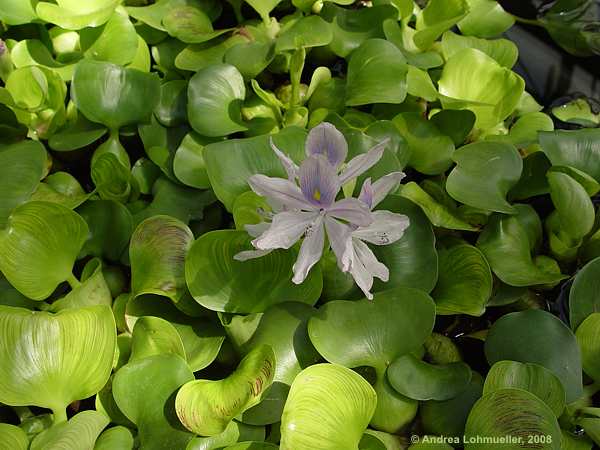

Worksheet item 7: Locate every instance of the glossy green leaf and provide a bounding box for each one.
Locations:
[547,171,594,241]
[447,141,522,214]
[406,66,438,102]
[280,364,377,450]
[441,31,518,68]
[393,112,454,175]
[130,215,193,303]
[204,126,305,211]
[575,313,600,381]
[155,80,188,127]
[507,112,554,147]
[162,5,223,44]
[30,410,109,450]
[414,0,469,50]
[176,345,275,436]
[11,39,76,81]
[125,294,225,372]
[552,98,600,127]
[373,196,438,293]
[81,9,138,66]
[186,421,265,450]
[187,64,247,137]
[0,201,88,300]
[387,353,472,401]
[186,230,322,313]
[0,423,29,450]
[0,0,38,24]
[431,244,492,316]
[113,354,194,449]
[438,48,525,129]
[458,0,515,38]
[225,41,275,80]
[308,288,435,431]
[94,426,134,450]
[346,39,407,106]
[483,361,566,417]
[71,59,160,131]
[570,257,600,330]
[320,3,397,57]
[0,140,46,228]
[429,109,476,146]
[175,35,249,72]
[245,0,281,22]
[276,15,333,52]
[477,206,566,286]
[0,305,116,419]
[36,0,119,30]
[540,129,600,182]
[464,388,561,450]
[485,309,583,402]
[130,316,187,363]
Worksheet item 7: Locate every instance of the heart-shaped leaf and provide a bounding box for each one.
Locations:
[431,243,492,316]
[540,129,600,182]
[464,388,561,450]
[130,316,187,363]
[575,313,600,381]
[276,15,333,52]
[458,0,515,38]
[186,230,322,313]
[187,63,247,137]
[94,426,135,450]
[0,305,116,420]
[280,363,377,450]
[130,215,193,303]
[441,31,518,68]
[414,0,469,50]
[176,345,275,436]
[446,141,522,214]
[113,354,194,449]
[438,48,525,129]
[35,0,119,30]
[0,424,28,450]
[71,59,160,131]
[345,39,407,106]
[485,309,583,402]
[387,353,472,401]
[0,201,88,300]
[186,421,265,450]
[569,257,600,330]
[483,361,566,417]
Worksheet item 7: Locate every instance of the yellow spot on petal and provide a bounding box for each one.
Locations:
[313,189,321,201]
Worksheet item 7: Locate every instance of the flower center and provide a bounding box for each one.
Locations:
[313,189,321,202]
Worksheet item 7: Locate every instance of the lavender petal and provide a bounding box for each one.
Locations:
[338,138,389,185]
[234,248,274,261]
[299,155,340,208]
[353,239,389,282]
[324,216,353,272]
[252,210,318,250]
[305,122,348,169]
[292,216,325,284]
[248,174,315,211]
[270,137,299,181]
[370,172,406,208]
[327,197,373,227]
[352,210,409,246]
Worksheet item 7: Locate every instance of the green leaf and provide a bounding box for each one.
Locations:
[172,133,213,189]
[36,0,120,30]
[575,313,600,381]
[176,345,275,436]
[155,80,188,128]
[204,126,306,211]
[0,201,88,300]
[320,3,398,57]
[540,129,600,182]
[224,41,275,80]
[507,112,554,147]
[186,230,322,313]
[81,9,138,66]
[91,152,131,202]
[0,423,29,450]
[130,316,187,363]
[485,309,583,402]
[400,182,477,231]
[280,364,377,450]
[276,15,333,52]
[441,31,518,68]
[373,196,438,293]
[175,35,249,72]
[406,66,438,102]
[429,109,476,146]
[71,59,160,131]
[30,172,91,210]
[393,112,454,175]
[187,63,247,137]
[162,6,224,44]
[570,257,600,330]
[11,39,76,81]
[414,0,469,50]
[458,0,515,38]
[244,0,282,22]
[438,48,525,129]
[30,410,109,450]
[0,305,116,418]
[509,152,552,201]
[346,39,407,106]
[186,421,265,450]
[465,388,561,449]
[125,294,225,372]
[130,216,193,303]
[0,0,38,24]
[446,141,522,214]
[552,98,600,127]
[431,244,492,316]
[483,361,566,417]
[94,426,135,450]
[113,354,194,449]
[308,288,434,431]
[547,171,594,241]
[78,199,134,262]
[387,353,472,401]
[0,140,46,228]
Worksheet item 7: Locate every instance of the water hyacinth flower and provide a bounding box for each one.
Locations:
[234,122,410,299]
